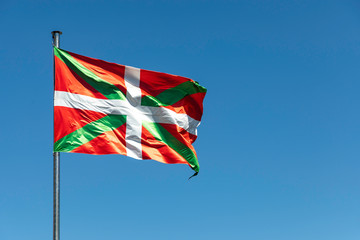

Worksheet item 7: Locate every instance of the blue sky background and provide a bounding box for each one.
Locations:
[1,0,360,239]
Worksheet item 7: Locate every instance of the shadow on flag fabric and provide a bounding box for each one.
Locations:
[53,47,207,173]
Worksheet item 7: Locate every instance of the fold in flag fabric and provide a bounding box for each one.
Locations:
[53,47,206,173]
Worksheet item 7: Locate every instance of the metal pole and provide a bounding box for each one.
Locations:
[52,30,62,240]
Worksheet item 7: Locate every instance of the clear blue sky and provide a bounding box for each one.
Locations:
[1,0,359,239]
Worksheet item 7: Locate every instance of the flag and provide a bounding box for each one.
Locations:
[53,47,206,173]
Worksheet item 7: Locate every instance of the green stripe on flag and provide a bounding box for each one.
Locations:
[54,47,126,100]
[141,81,207,107]
[54,114,127,152]
[142,121,200,172]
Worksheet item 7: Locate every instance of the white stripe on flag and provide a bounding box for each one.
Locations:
[124,66,142,106]
[54,91,200,135]
[124,66,143,159]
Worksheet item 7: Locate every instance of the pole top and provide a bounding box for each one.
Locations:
[51,31,62,35]
[52,31,62,48]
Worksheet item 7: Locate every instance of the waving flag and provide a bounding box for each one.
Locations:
[53,47,206,173]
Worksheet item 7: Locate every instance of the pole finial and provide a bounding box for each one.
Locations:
[51,31,62,35]
[51,31,62,48]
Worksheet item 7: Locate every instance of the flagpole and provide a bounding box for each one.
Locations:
[52,30,62,240]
